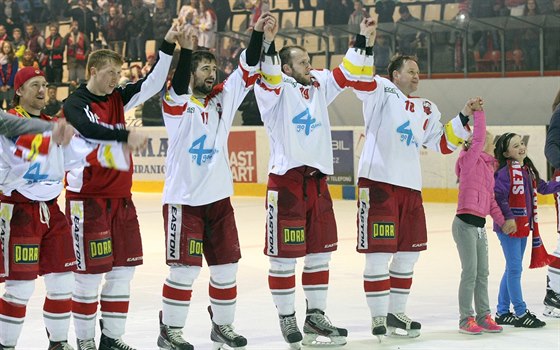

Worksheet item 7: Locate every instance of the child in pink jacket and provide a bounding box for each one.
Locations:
[452,100,516,335]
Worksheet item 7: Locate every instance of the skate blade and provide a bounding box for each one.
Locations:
[212,342,246,350]
[289,342,302,350]
[301,334,347,347]
[375,334,384,343]
[543,306,560,318]
[387,327,420,338]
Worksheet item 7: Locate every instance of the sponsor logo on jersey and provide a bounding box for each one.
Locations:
[423,101,432,115]
[267,191,279,256]
[371,222,395,239]
[384,87,399,97]
[70,201,86,271]
[283,227,305,245]
[283,77,297,88]
[189,135,218,165]
[167,205,181,260]
[292,108,321,135]
[358,188,369,250]
[14,244,39,264]
[187,106,196,114]
[89,237,112,259]
[0,204,13,274]
[188,239,203,257]
[396,121,418,148]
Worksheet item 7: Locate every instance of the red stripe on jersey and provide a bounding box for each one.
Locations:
[205,82,226,106]
[332,67,378,92]
[390,276,413,290]
[0,298,27,318]
[208,284,237,300]
[268,275,295,290]
[85,148,100,167]
[100,300,130,313]
[72,300,98,315]
[332,67,349,88]
[302,270,329,286]
[162,99,188,116]
[162,284,192,301]
[259,81,281,95]
[422,119,429,130]
[15,134,50,155]
[43,297,72,314]
[240,64,259,88]
[439,136,453,154]
[549,256,560,269]
[363,279,390,292]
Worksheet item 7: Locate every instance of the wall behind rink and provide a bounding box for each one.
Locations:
[132,125,552,204]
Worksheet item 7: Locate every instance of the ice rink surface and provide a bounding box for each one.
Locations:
[9,194,560,349]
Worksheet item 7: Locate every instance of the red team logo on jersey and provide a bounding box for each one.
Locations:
[300,87,310,100]
[423,101,432,115]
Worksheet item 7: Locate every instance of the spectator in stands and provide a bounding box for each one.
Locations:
[102,5,126,57]
[179,0,200,24]
[396,4,422,55]
[210,0,232,32]
[64,20,90,86]
[64,0,97,42]
[506,0,527,16]
[140,94,163,126]
[44,22,65,85]
[196,0,218,50]
[373,34,392,74]
[12,28,25,64]
[24,24,45,67]
[0,26,9,46]
[20,49,39,69]
[325,0,353,53]
[43,85,62,117]
[125,0,151,63]
[14,0,31,24]
[545,0,560,69]
[521,0,540,69]
[0,0,22,36]
[375,0,396,23]
[152,0,173,49]
[0,41,18,110]
[349,0,370,29]
[291,0,313,10]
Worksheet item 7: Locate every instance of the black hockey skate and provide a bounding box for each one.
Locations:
[544,289,560,318]
[98,319,137,350]
[371,316,387,343]
[48,340,75,350]
[157,310,193,350]
[208,306,247,350]
[279,313,303,349]
[387,313,421,338]
[302,308,347,347]
[76,338,96,350]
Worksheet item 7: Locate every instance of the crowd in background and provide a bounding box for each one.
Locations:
[0,0,557,121]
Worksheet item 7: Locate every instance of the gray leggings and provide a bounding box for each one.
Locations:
[452,216,491,324]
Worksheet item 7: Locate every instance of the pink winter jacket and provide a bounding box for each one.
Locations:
[455,110,505,227]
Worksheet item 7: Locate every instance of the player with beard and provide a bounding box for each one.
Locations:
[0,67,130,350]
[157,14,276,350]
[253,17,377,350]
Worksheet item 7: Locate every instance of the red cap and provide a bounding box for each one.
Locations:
[14,67,45,91]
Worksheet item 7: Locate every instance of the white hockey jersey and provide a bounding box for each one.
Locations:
[336,48,470,191]
[0,132,130,201]
[254,54,347,176]
[161,51,258,206]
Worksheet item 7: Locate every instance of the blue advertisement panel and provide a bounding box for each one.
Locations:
[328,130,354,184]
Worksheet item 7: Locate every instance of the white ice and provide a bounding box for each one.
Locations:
[9,194,560,349]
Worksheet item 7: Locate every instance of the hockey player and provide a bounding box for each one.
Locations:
[543,88,560,318]
[0,67,130,350]
[61,25,184,350]
[253,18,378,350]
[337,21,474,340]
[157,14,276,350]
